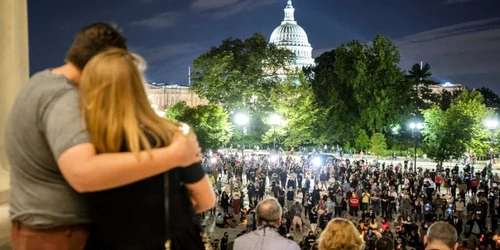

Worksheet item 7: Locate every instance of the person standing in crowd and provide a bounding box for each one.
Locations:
[435,173,442,193]
[286,187,295,212]
[233,198,300,250]
[221,191,230,213]
[450,215,462,235]
[361,189,371,213]
[232,188,242,215]
[291,201,303,234]
[425,221,458,250]
[5,23,202,250]
[221,232,229,250]
[349,192,360,217]
[400,194,412,219]
[80,49,215,249]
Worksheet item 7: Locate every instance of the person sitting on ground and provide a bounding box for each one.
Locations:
[424,221,458,250]
[246,211,255,232]
[224,213,237,228]
[216,213,225,228]
[375,237,394,250]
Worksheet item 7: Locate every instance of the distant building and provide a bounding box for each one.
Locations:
[429,82,464,95]
[269,0,315,71]
[145,84,208,114]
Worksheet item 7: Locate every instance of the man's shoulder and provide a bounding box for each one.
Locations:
[21,70,79,106]
[234,230,300,249]
[29,69,75,89]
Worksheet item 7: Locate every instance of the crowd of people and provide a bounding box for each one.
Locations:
[4,20,500,250]
[206,151,500,250]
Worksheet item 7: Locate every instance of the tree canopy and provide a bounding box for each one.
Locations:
[370,133,387,157]
[165,102,232,151]
[477,87,500,112]
[308,35,411,143]
[268,73,328,148]
[405,62,440,111]
[355,129,370,152]
[422,90,493,166]
[190,33,295,112]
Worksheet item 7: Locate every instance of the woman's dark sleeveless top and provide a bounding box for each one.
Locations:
[85,138,206,250]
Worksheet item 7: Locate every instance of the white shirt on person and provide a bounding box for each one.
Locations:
[234,226,300,250]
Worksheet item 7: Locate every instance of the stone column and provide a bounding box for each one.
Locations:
[0,0,29,200]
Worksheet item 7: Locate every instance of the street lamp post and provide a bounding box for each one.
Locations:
[269,114,282,152]
[485,119,498,186]
[235,113,249,158]
[410,122,424,173]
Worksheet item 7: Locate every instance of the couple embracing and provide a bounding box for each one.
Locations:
[6,22,216,250]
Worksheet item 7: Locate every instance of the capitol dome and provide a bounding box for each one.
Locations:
[270,0,315,68]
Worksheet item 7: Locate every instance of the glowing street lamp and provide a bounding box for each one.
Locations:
[235,113,249,126]
[409,122,424,130]
[269,114,282,152]
[409,121,424,172]
[234,113,249,157]
[485,119,499,130]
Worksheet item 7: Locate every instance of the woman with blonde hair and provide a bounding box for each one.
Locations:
[318,218,364,250]
[80,48,215,249]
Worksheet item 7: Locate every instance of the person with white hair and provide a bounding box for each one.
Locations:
[234,198,300,250]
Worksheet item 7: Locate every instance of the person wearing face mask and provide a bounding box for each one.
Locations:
[394,235,405,250]
[455,198,465,221]
[381,190,389,218]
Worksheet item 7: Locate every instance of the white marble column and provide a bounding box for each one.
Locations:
[0,0,29,200]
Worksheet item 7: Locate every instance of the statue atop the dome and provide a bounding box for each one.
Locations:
[283,0,295,23]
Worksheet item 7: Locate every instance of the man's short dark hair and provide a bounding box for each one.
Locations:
[376,237,394,250]
[255,198,282,227]
[65,22,127,70]
[427,222,457,249]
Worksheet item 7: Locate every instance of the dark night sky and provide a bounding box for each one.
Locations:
[28,0,500,92]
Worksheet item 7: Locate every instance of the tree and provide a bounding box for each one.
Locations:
[405,63,440,111]
[355,130,370,152]
[190,33,295,112]
[422,90,493,166]
[439,89,463,110]
[477,87,500,112]
[165,102,233,151]
[164,101,189,121]
[370,133,387,157]
[268,73,328,148]
[308,35,411,143]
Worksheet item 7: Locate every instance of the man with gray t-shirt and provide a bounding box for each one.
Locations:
[234,198,300,250]
[5,23,202,249]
